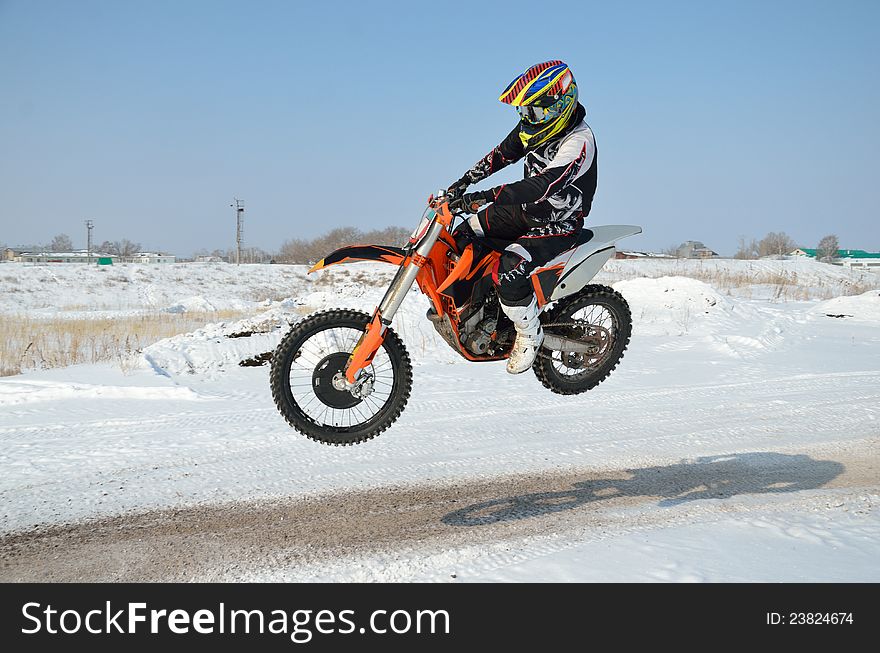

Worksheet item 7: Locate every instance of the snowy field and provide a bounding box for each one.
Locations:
[0,258,878,582]
[2,256,877,313]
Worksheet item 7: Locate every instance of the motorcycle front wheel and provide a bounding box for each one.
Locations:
[270,309,412,445]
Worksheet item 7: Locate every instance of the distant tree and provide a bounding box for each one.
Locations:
[277,226,409,264]
[192,248,231,261]
[366,226,410,247]
[239,246,273,264]
[316,227,361,258]
[116,239,141,257]
[660,243,682,258]
[757,232,797,258]
[734,236,759,260]
[816,234,839,263]
[49,233,74,252]
[97,239,141,256]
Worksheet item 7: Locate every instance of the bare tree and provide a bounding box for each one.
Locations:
[97,239,142,257]
[660,243,682,257]
[49,233,74,252]
[758,232,797,258]
[367,226,410,247]
[277,238,307,264]
[240,246,272,264]
[116,239,141,257]
[734,236,759,260]
[277,226,411,264]
[192,248,228,261]
[816,234,839,263]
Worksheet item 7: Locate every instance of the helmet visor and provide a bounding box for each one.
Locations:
[518,104,557,124]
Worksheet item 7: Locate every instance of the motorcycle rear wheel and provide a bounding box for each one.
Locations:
[534,285,632,395]
[270,309,412,445]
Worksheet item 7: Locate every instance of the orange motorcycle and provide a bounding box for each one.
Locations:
[270,192,641,445]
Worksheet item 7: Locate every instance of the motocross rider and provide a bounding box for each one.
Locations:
[447,60,597,374]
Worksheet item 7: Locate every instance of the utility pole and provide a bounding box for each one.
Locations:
[85,219,94,264]
[231,198,244,265]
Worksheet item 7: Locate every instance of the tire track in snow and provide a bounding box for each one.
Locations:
[1,369,878,533]
[1,440,877,581]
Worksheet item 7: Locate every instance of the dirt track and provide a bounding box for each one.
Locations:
[1,441,877,582]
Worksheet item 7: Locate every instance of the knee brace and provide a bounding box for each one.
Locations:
[496,250,534,305]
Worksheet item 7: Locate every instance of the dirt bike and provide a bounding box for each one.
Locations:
[270,192,642,445]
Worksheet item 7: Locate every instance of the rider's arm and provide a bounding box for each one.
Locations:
[488,130,594,206]
[459,126,525,186]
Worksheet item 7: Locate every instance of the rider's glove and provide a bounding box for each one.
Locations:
[446,177,470,202]
[457,190,493,214]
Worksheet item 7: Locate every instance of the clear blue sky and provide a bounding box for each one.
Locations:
[1,0,878,256]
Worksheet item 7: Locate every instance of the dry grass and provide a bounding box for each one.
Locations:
[247,286,297,303]
[311,269,391,288]
[0,310,253,377]
[599,262,880,301]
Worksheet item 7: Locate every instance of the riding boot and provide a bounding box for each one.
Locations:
[500,295,544,374]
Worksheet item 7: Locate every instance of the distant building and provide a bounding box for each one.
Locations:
[791,248,880,270]
[194,255,225,263]
[3,247,16,262]
[615,250,676,260]
[16,251,117,264]
[676,241,718,259]
[15,251,176,264]
[123,252,176,264]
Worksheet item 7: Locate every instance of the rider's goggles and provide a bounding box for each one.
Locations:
[517,98,562,124]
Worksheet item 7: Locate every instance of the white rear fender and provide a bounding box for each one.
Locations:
[548,225,642,301]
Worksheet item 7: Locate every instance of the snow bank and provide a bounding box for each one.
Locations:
[21,257,863,378]
[162,296,221,313]
[596,256,879,301]
[144,274,779,377]
[613,276,758,336]
[813,290,880,322]
[142,282,457,377]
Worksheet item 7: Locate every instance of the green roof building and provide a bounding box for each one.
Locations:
[791,248,880,270]
[792,248,880,259]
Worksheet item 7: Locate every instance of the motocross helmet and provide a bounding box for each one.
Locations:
[499,60,579,149]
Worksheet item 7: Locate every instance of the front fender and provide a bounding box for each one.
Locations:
[308,244,406,273]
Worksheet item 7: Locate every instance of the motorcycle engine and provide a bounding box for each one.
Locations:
[463,317,497,355]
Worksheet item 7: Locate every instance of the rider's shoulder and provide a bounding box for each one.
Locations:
[557,120,595,150]
[568,120,594,138]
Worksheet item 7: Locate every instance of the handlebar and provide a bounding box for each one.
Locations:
[428,189,470,218]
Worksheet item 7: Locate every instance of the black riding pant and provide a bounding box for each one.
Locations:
[465,204,582,306]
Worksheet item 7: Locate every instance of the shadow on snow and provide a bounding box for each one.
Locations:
[442,452,844,527]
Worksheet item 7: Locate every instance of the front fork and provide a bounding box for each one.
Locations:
[344,210,448,383]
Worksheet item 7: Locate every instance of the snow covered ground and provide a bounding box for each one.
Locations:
[0,258,878,582]
[0,261,314,313]
[1,257,876,314]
